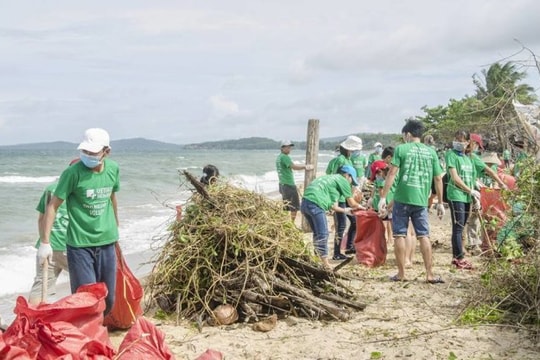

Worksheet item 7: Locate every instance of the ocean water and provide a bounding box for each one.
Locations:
[0,147,336,321]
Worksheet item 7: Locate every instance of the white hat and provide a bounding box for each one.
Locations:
[481,151,501,166]
[77,128,110,153]
[374,142,382,148]
[280,140,294,147]
[340,135,363,151]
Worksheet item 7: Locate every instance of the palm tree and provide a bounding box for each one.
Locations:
[473,61,538,150]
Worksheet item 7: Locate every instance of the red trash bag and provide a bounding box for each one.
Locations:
[103,243,144,330]
[354,210,387,267]
[480,187,509,252]
[2,283,114,360]
[116,317,175,360]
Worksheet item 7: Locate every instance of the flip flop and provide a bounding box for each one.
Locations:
[426,276,445,284]
[389,274,404,282]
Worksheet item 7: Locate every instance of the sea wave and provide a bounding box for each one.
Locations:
[0,175,58,183]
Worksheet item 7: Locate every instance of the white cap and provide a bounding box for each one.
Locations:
[374,142,382,148]
[280,140,294,147]
[77,128,110,153]
[340,135,363,151]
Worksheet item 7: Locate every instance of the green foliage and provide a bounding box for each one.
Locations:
[417,60,537,149]
[464,160,540,339]
[459,304,504,325]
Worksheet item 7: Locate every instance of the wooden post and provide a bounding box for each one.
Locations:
[302,119,319,232]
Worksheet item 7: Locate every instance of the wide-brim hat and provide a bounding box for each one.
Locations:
[340,135,363,151]
[481,151,501,166]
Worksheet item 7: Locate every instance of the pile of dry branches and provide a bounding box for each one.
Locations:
[145,171,365,325]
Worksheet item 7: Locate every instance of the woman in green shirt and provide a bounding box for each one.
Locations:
[301,165,364,268]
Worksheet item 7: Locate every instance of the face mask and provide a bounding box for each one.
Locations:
[375,147,383,154]
[376,175,385,182]
[80,152,102,168]
[352,151,361,156]
[452,141,467,152]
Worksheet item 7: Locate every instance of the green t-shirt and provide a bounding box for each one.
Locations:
[392,142,443,207]
[276,153,295,186]
[445,150,475,203]
[303,174,353,211]
[54,159,120,248]
[324,154,352,202]
[480,164,498,187]
[470,153,486,182]
[350,153,367,178]
[325,154,352,175]
[35,182,68,251]
[502,149,511,161]
[372,177,396,210]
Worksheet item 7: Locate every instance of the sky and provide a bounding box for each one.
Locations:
[1,0,539,146]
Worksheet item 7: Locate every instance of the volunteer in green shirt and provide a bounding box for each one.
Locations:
[301,165,364,268]
[40,128,120,315]
[29,180,70,304]
[445,130,477,270]
[325,135,363,259]
[276,140,313,222]
[379,120,445,284]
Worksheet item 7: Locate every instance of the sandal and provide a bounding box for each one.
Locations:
[389,274,404,282]
[426,276,445,284]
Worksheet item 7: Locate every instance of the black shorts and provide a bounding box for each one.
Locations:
[279,184,300,212]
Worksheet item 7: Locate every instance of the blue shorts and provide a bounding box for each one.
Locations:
[392,201,429,237]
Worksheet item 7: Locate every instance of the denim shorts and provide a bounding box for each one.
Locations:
[392,201,429,237]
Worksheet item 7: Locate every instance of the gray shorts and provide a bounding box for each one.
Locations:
[279,184,300,212]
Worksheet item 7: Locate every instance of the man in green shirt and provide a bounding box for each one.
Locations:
[40,128,120,315]
[276,140,313,222]
[379,120,445,283]
[28,159,79,304]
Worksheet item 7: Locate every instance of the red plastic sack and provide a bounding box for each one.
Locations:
[116,317,175,360]
[1,283,114,360]
[354,210,387,267]
[103,243,144,330]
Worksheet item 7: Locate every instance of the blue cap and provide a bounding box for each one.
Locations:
[339,165,358,186]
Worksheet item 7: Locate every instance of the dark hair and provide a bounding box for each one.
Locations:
[423,134,434,145]
[401,119,425,138]
[454,130,469,141]
[339,145,351,157]
[200,164,220,185]
[381,146,394,159]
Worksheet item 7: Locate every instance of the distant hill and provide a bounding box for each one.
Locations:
[0,138,184,152]
[0,133,400,151]
[185,133,400,151]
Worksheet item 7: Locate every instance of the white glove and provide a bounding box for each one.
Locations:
[378,198,387,213]
[367,197,373,209]
[436,203,445,218]
[305,164,314,171]
[343,207,353,216]
[470,189,481,201]
[37,243,53,265]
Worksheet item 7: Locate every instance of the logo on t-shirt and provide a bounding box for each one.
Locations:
[86,189,96,199]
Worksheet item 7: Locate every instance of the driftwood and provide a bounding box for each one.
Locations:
[145,171,365,325]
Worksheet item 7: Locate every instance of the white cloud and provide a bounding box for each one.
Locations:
[0,0,539,145]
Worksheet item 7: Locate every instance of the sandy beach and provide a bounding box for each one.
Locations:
[107,211,540,360]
